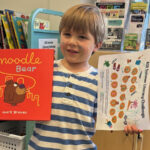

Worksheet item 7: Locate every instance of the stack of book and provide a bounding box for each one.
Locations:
[0,9,29,49]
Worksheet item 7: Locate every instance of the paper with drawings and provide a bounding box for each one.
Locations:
[96,49,150,130]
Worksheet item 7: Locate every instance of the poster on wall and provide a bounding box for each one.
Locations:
[0,49,54,120]
[96,49,150,130]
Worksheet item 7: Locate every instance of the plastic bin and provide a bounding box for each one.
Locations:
[0,121,26,150]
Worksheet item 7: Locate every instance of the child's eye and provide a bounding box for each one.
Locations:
[63,33,71,37]
[79,35,87,39]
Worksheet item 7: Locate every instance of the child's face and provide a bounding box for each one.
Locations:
[60,29,99,68]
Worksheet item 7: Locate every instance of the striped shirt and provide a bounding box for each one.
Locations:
[28,60,98,150]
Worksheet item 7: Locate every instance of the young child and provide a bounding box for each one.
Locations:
[28,4,141,150]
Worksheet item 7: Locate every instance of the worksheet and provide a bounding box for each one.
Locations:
[96,49,150,130]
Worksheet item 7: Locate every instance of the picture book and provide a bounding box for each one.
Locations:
[4,9,29,19]
[0,20,9,49]
[130,2,148,15]
[11,16,27,48]
[0,49,54,120]
[1,15,15,49]
[100,27,123,50]
[0,22,4,49]
[123,33,139,51]
[96,49,150,130]
[5,11,18,49]
[123,2,148,51]
[96,2,125,18]
[21,19,28,45]
[145,29,150,49]
[96,1,126,51]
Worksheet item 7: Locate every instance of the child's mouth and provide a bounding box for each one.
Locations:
[67,49,78,54]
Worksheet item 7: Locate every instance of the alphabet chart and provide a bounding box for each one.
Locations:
[96,49,150,130]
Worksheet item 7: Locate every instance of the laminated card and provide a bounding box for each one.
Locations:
[0,49,54,120]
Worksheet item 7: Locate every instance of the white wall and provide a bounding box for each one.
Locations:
[0,0,97,30]
[48,0,80,30]
[0,0,81,30]
[49,0,80,12]
[0,0,50,15]
[0,0,81,15]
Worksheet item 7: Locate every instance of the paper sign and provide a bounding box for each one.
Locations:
[96,49,150,130]
[39,39,58,59]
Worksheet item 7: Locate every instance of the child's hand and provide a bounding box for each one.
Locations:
[124,124,143,135]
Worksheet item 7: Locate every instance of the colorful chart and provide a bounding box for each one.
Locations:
[96,50,150,130]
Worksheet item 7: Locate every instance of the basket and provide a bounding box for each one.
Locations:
[0,121,26,150]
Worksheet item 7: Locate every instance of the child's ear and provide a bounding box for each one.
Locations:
[93,42,102,52]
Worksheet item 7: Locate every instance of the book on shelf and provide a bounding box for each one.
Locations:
[0,49,54,120]
[123,33,139,51]
[4,9,29,19]
[101,27,123,50]
[0,19,9,49]
[96,1,126,51]
[145,29,150,49]
[11,16,28,49]
[0,23,3,49]
[0,10,4,49]
[123,2,148,51]
[5,10,18,49]
[96,1,125,18]
[1,15,15,49]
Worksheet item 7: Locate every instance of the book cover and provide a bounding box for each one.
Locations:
[96,2,125,18]
[4,9,29,19]
[145,29,150,49]
[0,22,4,49]
[100,27,123,50]
[5,11,18,49]
[11,16,27,49]
[0,20,9,49]
[123,33,139,51]
[0,10,4,48]
[0,49,54,120]
[21,19,28,45]
[1,15,15,49]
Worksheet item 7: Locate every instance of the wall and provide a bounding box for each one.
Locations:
[0,0,81,30]
[0,0,81,15]
[48,0,80,30]
[0,0,50,15]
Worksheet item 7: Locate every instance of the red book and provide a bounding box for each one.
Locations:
[0,49,54,120]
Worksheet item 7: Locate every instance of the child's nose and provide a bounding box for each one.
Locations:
[69,36,77,46]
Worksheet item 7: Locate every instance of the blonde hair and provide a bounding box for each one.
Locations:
[59,4,105,44]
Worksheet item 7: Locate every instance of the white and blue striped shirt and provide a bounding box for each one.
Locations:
[28,60,98,150]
